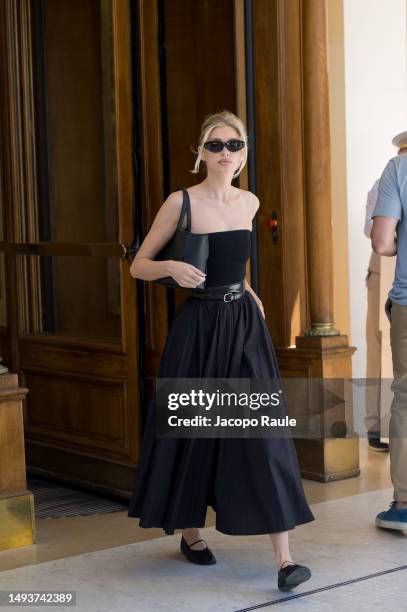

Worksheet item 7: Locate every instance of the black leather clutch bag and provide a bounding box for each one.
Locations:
[153,188,209,289]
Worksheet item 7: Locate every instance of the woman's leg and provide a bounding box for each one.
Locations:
[182,528,294,555]
[269,531,293,568]
[271,530,311,590]
[182,527,207,549]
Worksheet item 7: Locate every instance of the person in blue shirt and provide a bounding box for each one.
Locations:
[371,130,407,530]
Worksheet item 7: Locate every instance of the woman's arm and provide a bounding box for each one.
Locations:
[129,191,205,288]
[129,191,181,280]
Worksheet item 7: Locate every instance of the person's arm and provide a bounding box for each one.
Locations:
[129,191,206,287]
[371,159,401,257]
[129,191,181,280]
[364,180,379,238]
[371,217,398,256]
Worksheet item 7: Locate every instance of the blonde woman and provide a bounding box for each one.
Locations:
[128,111,314,591]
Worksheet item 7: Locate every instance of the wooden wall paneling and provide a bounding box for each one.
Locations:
[112,0,140,463]
[135,0,170,384]
[18,2,43,338]
[0,109,11,365]
[233,0,249,193]
[233,0,252,285]
[0,7,37,539]
[252,0,307,347]
[163,0,236,193]
[24,371,128,454]
[0,0,31,371]
[161,0,236,318]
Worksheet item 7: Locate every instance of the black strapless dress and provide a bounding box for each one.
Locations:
[127,229,315,535]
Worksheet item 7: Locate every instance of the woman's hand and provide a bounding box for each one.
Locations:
[168,261,207,288]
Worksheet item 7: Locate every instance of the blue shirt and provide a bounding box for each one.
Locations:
[372,153,407,305]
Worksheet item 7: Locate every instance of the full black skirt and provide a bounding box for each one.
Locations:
[128,291,315,535]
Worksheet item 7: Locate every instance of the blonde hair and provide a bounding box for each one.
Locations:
[191,110,248,179]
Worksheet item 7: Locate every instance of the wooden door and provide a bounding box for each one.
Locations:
[0,0,141,496]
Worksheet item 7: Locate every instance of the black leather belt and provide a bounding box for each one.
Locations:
[191,280,245,302]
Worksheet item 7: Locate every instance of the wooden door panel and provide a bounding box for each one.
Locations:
[24,371,128,452]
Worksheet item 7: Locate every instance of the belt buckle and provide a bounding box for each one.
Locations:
[223,292,233,302]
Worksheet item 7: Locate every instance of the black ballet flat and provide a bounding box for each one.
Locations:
[278,561,311,591]
[180,536,217,565]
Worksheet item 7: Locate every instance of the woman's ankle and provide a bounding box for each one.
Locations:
[269,531,292,569]
[181,528,206,549]
[182,527,200,540]
[278,559,294,569]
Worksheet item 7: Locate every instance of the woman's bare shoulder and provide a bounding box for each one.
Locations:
[164,189,184,206]
[146,190,184,232]
[159,189,184,217]
[236,187,260,212]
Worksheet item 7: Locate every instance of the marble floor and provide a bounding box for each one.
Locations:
[1,438,404,611]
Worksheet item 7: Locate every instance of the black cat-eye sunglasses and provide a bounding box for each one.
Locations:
[203,139,246,153]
